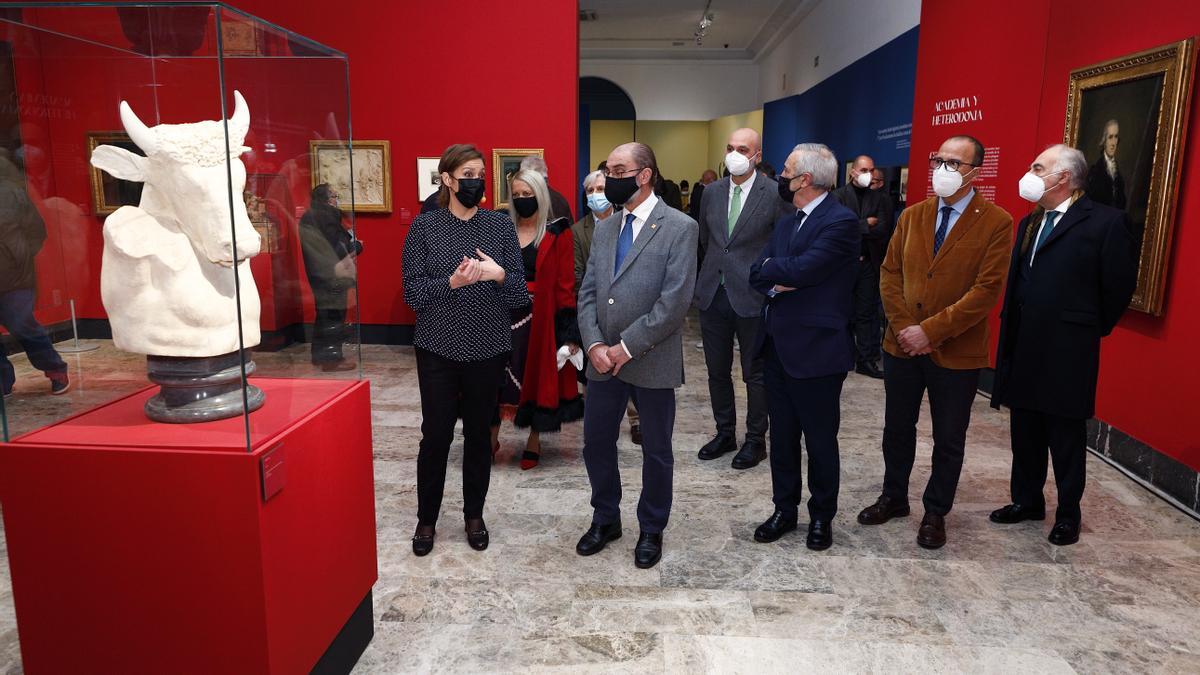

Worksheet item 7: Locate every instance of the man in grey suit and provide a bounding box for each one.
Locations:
[576,142,699,569]
[694,127,777,469]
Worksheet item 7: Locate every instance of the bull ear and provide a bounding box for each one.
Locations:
[90,145,148,182]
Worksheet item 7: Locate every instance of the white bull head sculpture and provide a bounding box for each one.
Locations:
[90,91,262,357]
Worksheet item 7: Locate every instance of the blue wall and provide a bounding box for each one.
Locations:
[763,26,918,180]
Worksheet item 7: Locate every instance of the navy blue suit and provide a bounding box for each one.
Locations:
[749,194,860,521]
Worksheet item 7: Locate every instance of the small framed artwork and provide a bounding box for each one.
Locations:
[220,16,262,56]
[244,173,284,254]
[309,139,392,213]
[416,156,441,201]
[87,130,144,216]
[1065,38,1196,316]
[492,148,543,211]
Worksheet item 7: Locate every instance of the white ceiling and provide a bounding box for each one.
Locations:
[580,0,820,61]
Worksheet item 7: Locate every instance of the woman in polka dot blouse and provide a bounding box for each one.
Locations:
[402,144,529,557]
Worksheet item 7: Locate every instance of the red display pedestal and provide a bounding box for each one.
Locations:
[0,378,378,674]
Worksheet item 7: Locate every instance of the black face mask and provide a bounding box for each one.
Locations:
[512,195,539,219]
[604,174,641,207]
[777,174,800,203]
[453,177,485,209]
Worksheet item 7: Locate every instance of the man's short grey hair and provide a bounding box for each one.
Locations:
[1050,144,1088,190]
[788,143,837,190]
[520,155,549,177]
[582,169,604,191]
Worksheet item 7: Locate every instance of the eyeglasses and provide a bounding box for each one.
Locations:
[928,156,981,172]
[602,167,643,178]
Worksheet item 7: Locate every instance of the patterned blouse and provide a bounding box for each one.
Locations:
[402,207,530,361]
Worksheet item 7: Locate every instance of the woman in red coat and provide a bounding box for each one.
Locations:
[493,169,583,469]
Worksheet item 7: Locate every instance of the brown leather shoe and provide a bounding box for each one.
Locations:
[917,512,946,549]
[857,494,911,525]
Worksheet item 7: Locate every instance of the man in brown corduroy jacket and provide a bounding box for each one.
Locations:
[856,135,1013,550]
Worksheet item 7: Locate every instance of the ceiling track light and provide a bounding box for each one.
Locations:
[694,1,714,45]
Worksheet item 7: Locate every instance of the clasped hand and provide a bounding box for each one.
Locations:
[588,343,632,376]
[449,249,505,289]
[896,325,933,356]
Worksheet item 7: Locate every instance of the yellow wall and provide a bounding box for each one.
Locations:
[707,109,765,173]
[588,109,765,194]
[589,120,634,174]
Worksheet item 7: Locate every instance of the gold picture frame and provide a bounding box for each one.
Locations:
[86,130,144,216]
[1064,38,1196,316]
[309,140,392,214]
[492,148,543,211]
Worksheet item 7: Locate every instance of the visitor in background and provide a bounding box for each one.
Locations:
[688,168,719,223]
[402,143,529,556]
[493,169,582,470]
[298,183,362,371]
[520,155,574,222]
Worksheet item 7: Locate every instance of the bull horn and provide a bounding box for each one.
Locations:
[230,90,249,139]
[119,100,156,155]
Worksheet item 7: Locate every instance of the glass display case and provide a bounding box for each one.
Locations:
[0,3,362,446]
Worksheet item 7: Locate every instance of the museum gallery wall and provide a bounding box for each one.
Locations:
[908,0,1200,477]
[15,0,579,334]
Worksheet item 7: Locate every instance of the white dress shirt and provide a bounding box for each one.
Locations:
[1028,195,1074,265]
[728,170,757,218]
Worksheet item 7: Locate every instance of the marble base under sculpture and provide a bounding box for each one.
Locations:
[144,351,265,424]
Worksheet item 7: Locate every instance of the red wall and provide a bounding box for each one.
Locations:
[16,1,579,328]
[909,0,1200,469]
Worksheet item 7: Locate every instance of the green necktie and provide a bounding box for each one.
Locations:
[728,184,742,237]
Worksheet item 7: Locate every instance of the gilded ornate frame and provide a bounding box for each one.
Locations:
[1064,38,1196,316]
[309,140,392,214]
[86,130,140,216]
[492,148,544,212]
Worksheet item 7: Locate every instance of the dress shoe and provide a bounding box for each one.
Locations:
[1048,520,1080,546]
[730,440,767,470]
[855,361,884,379]
[576,520,622,556]
[697,434,736,460]
[806,519,833,551]
[49,371,71,395]
[754,510,798,543]
[857,494,911,525]
[412,525,435,557]
[465,518,489,551]
[630,422,643,446]
[989,503,1046,524]
[917,513,947,549]
[634,531,663,569]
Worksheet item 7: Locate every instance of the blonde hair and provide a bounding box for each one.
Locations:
[508,169,549,247]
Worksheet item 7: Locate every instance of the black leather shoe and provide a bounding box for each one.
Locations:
[754,510,798,543]
[917,512,947,549]
[412,525,435,557]
[634,531,663,569]
[855,361,884,379]
[465,518,489,551]
[697,434,736,460]
[731,440,767,470]
[576,520,622,556]
[857,494,911,525]
[1048,520,1080,546]
[989,503,1047,524]
[806,519,833,551]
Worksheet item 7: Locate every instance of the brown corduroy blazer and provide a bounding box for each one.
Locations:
[880,192,1013,370]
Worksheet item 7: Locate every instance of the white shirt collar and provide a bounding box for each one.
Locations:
[623,189,659,224]
[799,190,829,217]
[731,170,757,194]
[1048,195,1074,216]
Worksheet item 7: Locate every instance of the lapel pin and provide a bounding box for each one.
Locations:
[651,223,657,229]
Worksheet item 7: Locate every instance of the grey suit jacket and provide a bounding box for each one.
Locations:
[578,197,699,389]
[693,173,783,317]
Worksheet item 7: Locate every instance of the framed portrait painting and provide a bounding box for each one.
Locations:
[1065,38,1196,316]
[492,148,543,211]
[87,131,144,216]
[416,156,441,201]
[309,140,392,213]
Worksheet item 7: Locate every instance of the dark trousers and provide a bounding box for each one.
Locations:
[414,347,507,526]
[0,288,67,394]
[881,353,980,516]
[852,260,882,365]
[582,375,675,533]
[1009,408,1087,522]
[311,302,347,364]
[764,340,845,521]
[699,285,767,443]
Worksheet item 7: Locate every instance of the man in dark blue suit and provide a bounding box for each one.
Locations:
[748,143,861,550]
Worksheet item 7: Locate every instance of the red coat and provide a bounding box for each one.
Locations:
[515,218,583,431]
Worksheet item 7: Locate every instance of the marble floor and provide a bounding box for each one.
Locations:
[2,317,1200,673]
